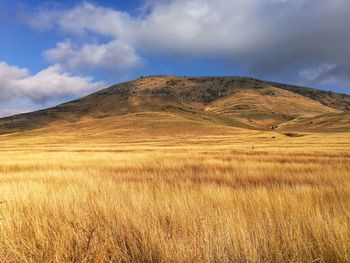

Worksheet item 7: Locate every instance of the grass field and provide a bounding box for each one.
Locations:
[0,116,350,262]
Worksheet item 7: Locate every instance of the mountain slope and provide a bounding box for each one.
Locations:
[277,112,350,132]
[0,76,349,134]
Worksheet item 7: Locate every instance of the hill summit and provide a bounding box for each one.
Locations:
[1,76,350,134]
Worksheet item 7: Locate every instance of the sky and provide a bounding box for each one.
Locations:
[0,0,349,117]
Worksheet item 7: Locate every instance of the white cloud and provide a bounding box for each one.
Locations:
[24,0,350,88]
[25,9,59,31]
[56,3,133,38]
[44,40,141,72]
[0,62,29,100]
[0,61,104,104]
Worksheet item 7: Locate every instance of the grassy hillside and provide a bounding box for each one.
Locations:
[0,76,349,134]
[278,112,350,132]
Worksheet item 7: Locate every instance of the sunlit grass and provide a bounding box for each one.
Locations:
[0,129,350,262]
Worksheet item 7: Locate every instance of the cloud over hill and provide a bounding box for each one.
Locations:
[27,0,350,86]
[0,62,104,115]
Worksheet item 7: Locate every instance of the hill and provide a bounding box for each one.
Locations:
[1,76,350,263]
[0,76,349,134]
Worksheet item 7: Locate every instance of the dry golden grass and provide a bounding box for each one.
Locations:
[0,119,350,262]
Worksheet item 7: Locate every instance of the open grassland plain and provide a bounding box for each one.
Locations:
[0,120,350,263]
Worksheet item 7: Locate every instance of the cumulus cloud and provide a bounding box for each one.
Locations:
[0,61,104,106]
[33,2,133,37]
[25,0,350,88]
[44,40,141,72]
[0,62,29,100]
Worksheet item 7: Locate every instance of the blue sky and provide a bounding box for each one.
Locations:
[0,0,349,116]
